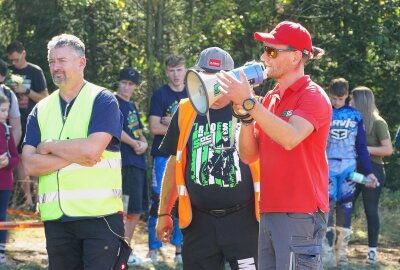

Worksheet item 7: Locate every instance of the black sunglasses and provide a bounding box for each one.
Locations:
[263,46,297,59]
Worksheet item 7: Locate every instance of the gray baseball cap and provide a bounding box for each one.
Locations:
[195,47,234,73]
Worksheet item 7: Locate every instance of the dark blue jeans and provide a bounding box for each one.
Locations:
[0,190,12,247]
[354,162,385,247]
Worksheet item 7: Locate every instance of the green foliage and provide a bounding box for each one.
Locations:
[0,0,399,189]
[384,151,400,191]
[353,187,400,247]
[379,188,400,209]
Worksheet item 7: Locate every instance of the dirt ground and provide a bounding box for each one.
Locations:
[1,220,400,270]
[2,221,180,270]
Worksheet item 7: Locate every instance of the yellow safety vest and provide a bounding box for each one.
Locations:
[175,98,260,229]
[36,82,122,221]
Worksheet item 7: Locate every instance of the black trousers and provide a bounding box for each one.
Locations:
[182,204,258,270]
[355,162,385,247]
[44,214,124,270]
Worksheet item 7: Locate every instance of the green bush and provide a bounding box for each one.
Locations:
[384,151,400,191]
[353,187,400,246]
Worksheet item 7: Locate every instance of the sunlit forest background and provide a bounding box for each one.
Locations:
[0,1,399,269]
[0,0,399,187]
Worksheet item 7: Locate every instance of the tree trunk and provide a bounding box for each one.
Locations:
[86,3,98,81]
[146,0,155,104]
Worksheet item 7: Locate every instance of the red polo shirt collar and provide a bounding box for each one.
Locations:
[272,75,311,96]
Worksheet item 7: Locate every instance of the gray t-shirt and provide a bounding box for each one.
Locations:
[0,85,20,119]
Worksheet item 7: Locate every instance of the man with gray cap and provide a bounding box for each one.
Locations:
[156,47,259,269]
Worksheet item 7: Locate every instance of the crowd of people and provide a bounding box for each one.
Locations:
[0,21,398,269]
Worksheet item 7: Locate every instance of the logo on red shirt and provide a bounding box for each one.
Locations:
[208,59,221,68]
[281,110,293,117]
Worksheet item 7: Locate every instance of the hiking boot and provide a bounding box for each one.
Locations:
[127,252,152,265]
[367,250,378,264]
[335,227,352,266]
[322,226,337,267]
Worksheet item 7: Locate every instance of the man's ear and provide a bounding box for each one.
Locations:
[80,57,86,68]
[292,51,302,64]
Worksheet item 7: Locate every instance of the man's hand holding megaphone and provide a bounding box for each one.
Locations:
[216,69,258,122]
[185,61,266,117]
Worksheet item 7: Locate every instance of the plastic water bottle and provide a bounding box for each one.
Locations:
[349,172,379,186]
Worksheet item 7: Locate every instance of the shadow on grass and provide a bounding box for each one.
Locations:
[326,264,399,270]
[0,263,46,270]
[0,262,182,270]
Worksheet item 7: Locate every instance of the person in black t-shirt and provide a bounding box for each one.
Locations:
[7,41,48,208]
[156,48,259,270]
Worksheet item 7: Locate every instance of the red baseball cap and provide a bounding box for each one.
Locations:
[254,21,312,56]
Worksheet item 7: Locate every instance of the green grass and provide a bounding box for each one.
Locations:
[352,188,400,246]
[0,265,45,270]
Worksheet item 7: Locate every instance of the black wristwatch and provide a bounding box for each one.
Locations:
[242,97,257,111]
[25,88,31,95]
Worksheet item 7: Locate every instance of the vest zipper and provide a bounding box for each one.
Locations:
[63,103,70,123]
[56,102,70,217]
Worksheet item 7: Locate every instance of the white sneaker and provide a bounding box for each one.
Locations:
[367,250,378,264]
[127,252,152,265]
[0,253,6,264]
[148,249,158,264]
[174,254,183,264]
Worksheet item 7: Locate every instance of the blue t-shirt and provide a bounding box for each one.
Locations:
[116,95,146,170]
[24,89,122,150]
[326,105,373,174]
[24,88,122,222]
[149,84,187,157]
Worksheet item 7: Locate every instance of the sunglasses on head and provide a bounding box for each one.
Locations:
[263,46,297,59]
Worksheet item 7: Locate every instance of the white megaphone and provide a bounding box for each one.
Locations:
[185,62,267,116]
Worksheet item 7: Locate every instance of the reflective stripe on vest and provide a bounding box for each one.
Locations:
[177,185,188,196]
[176,98,260,229]
[39,189,122,204]
[36,82,122,221]
[176,150,183,162]
[254,182,260,192]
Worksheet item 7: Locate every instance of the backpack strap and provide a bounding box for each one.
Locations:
[3,122,10,141]
[2,122,10,157]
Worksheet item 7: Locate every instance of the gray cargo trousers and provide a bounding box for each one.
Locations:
[258,210,327,270]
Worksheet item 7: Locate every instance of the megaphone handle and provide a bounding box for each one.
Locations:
[231,104,250,120]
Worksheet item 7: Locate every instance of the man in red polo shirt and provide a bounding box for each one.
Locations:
[217,21,332,269]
